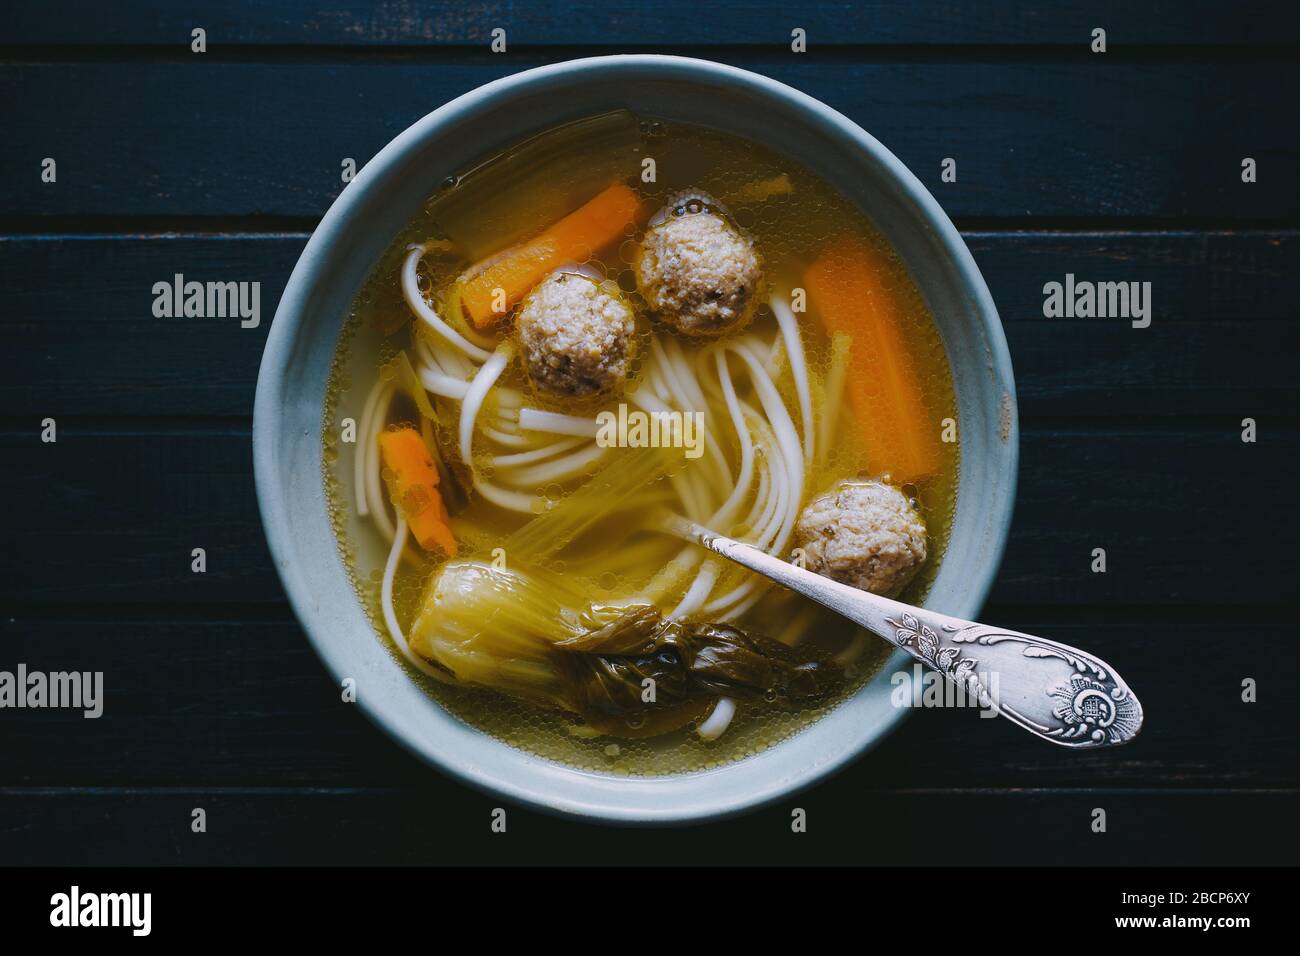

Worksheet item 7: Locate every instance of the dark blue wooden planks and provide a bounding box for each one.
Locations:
[3,232,1296,418]
[0,235,300,419]
[6,2,1299,48]
[2,424,1296,606]
[0,788,1293,865]
[3,61,1297,219]
[0,425,282,604]
[1,611,1294,789]
[1,3,1296,862]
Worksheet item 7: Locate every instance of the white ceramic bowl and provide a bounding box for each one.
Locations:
[253,55,1018,824]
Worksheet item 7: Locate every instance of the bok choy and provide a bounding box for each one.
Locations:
[408,558,842,732]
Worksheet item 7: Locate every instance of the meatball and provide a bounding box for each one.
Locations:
[516,271,636,397]
[794,479,927,598]
[635,191,762,336]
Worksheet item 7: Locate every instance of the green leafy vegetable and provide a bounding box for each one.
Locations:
[556,609,842,720]
[408,559,842,735]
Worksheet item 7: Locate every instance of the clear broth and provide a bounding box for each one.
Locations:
[323,116,959,775]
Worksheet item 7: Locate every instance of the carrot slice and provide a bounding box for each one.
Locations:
[457,183,642,329]
[378,426,457,556]
[803,238,940,483]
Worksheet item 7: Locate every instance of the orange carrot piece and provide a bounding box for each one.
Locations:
[457,183,642,329]
[378,427,457,556]
[804,238,940,484]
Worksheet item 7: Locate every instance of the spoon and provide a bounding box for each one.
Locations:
[664,516,1144,748]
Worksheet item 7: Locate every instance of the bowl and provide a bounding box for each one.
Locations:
[253,55,1018,824]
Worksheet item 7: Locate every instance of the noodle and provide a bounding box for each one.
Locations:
[771,294,814,464]
[491,437,586,468]
[381,518,454,682]
[402,244,495,360]
[459,342,515,467]
[353,377,387,517]
[696,698,737,741]
[329,116,959,760]
[517,408,602,437]
[501,441,610,487]
[364,383,398,542]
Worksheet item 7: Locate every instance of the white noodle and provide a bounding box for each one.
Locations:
[415,335,444,375]
[459,341,514,467]
[710,350,756,530]
[479,423,539,449]
[353,377,387,517]
[651,337,694,409]
[517,407,601,438]
[652,339,729,493]
[696,697,736,741]
[669,558,720,619]
[730,342,803,546]
[473,477,544,514]
[719,585,767,622]
[765,336,784,378]
[737,407,773,530]
[627,378,726,505]
[500,441,609,487]
[364,383,397,543]
[645,364,672,403]
[647,547,703,602]
[418,367,470,401]
[735,405,788,550]
[771,295,814,464]
[701,351,802,615]
[381,518,453,682]
[417,364,523,409]
[670,465,707,522]
[663,336,711,412]
[744,458,772,532]
[402,244,495,361]
[490,437,585,468]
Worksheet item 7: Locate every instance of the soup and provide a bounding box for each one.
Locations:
[324,112,958,774]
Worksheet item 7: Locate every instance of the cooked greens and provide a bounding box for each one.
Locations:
[408,559,841,732]
[556,611,842,720]
[330,114,962,760]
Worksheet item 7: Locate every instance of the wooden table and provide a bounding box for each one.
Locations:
[2,2,1298,865]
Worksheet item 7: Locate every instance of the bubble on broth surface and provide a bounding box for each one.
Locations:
[320,117,958,775]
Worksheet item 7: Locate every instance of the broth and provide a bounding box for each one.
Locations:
[323,114,958,774]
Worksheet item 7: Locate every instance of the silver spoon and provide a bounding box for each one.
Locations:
[664,516,1144,748]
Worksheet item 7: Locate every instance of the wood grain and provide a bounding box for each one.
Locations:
[1,612,1293,790]
[2,424,1296,607]
[2,233,1295,418]
[2,5,1297,864]
[3,61,1296,219]
[7,2,1299,48]
[0,788,1293,865]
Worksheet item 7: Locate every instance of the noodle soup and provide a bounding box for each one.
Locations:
[324,112,957,774]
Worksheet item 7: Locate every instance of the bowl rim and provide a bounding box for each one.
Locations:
[254,54,1018,825]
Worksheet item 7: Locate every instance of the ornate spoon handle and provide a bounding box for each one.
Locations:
[669,518,1144,748]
